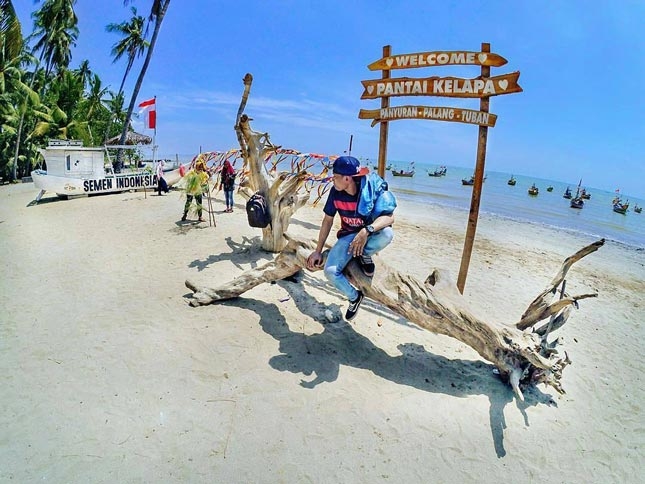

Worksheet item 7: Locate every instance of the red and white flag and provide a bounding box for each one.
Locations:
[138,97,156,130]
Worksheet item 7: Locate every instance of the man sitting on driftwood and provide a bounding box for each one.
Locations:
[306,156,397,320]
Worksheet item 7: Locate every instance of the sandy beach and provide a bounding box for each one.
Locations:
[1,182,643,483]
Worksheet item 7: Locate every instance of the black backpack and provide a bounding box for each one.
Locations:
[246,192,271,228]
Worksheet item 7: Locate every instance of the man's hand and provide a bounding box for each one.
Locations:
[306,250,323,270]
[348,229,368,257]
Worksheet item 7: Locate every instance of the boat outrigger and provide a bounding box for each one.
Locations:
[30,140,185,202]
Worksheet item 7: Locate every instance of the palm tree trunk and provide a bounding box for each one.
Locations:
[116,0,171,172]
[12,58,42,182]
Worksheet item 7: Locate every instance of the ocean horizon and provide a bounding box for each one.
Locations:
[380,160,645,250]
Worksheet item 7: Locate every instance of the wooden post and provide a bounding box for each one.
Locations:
[376,45,391,179]
[457,42,491,294]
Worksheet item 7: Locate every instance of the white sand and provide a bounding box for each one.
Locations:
[1,182,643,483]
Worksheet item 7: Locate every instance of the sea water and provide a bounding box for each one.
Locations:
[382,161,645,249]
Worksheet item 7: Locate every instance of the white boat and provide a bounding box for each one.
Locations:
[30,139,185,202]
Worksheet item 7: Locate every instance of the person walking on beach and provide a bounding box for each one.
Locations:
[220,159,236,212]
[181,160,210,222]
[306,156,396,320]
[156,159,169,195]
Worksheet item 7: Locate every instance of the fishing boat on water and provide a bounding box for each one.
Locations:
[546,185,554,192]
[392,169,415,177]
[613,201,629,214]
[563,186,572,199]
[634,204,642,213]
[612,190,630,214]
[570,179,584,209]
[580,188,591,200]
[391,162,415,177]
[528,183,539,196]
[507,175,516,186]
[462,174,487,186]
[30,139,186,202]
[612,195,629,214]
[428,165,447,177]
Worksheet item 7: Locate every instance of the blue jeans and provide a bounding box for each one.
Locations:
[224,189,234,208]
[324,227,394,301]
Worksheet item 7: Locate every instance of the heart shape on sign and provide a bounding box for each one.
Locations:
[367,85,374,95]
[478,53,488,64]
[498,80,508,90]
[386,58,393,67]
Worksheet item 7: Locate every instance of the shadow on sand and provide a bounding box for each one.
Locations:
[185,246,556,458]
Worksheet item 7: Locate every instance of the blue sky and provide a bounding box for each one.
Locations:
[15,1,645,197]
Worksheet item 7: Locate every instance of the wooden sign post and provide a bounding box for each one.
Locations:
[457,43,491,294]
[377,45,391,179]
[360,42,522,293]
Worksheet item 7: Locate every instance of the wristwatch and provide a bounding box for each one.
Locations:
[365,224,375,234]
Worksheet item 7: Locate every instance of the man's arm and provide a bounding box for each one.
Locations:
[306,214,334,269]
[348,213,395,257]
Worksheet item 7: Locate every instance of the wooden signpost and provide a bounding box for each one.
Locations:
[359,106,497,127]
[360,43,522,293]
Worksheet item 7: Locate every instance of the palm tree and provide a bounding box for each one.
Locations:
[106,6,148,96]
[74,58,92,90]
[30,0,79,77]
[115,0,171,172]
[105,6,147,145]
[12,0,79,180]
[1,0,27,179]
[1,0,23,64]
[30,69,89,144]
[82,73,111,144]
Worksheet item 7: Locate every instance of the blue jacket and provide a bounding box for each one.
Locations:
[357,172,397,223]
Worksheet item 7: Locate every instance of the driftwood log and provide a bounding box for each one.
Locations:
[186,235,603,401]
[234,73,312,252]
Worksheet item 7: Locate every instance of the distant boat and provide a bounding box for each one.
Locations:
[570,179,584,209]
[613,201,629,214]
[428,165,447,177]
[462,174,486,186]
[392,168,414,177]
[634,204,642,214]
[546,185,554,192]
[391,161,415,177]
[507,175,516,186]
[528,183,539,196]
[612,193,629,214]
[580,188,591,200]
[563,187,572,199]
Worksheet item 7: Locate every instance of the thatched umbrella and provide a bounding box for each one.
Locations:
[106,130,152,146]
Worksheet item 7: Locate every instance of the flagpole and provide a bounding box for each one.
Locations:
[152,95,157,165]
